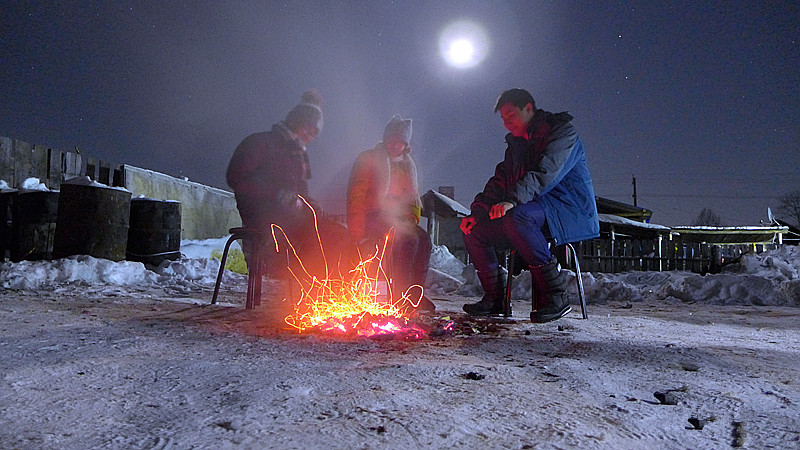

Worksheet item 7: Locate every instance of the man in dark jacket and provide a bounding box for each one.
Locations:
[226,90,351,280]
[461,88,599,322]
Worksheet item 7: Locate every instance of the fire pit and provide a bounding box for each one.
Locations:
[271,203,431,340]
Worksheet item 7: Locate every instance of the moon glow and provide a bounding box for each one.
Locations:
[438,20,489,69]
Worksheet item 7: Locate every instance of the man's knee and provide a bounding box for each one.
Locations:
[504,207,545,236]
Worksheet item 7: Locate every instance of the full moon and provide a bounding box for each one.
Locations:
[439,20,489,69]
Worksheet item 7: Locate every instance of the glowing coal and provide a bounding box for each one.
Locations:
[272,197,429,339]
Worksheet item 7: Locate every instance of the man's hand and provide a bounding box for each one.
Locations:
[489,202,514,219]
[460,216,477,235]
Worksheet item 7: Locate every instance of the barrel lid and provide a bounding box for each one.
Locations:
[63,176,131,193]
[132,197,181,203]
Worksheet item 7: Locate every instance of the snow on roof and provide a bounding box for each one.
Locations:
[670,225,789,244]
[421,190,470,217]
[671,225,789,232]
[598,213,670,230]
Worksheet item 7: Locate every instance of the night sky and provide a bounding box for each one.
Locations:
[2,1,798,226]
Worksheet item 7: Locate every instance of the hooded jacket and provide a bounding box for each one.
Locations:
[346,142,422,241]
[226,122,312,228]
[470,109,600,245]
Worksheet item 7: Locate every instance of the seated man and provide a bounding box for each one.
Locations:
[226,89,352,281]
[461,88,599,322]
[347,116,435,311]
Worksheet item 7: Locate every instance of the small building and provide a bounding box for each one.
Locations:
[421,189,470,262]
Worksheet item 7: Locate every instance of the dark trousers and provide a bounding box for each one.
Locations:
[463,201,551,272]
[240,214,354,280]
[364,218,431,297]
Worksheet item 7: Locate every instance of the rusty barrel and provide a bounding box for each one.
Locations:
[53,183,131,261]
[10,190,59,261]
[126,198,182,266]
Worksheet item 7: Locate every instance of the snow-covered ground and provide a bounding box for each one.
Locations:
[2,238,799,448]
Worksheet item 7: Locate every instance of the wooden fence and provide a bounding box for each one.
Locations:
[0,136,120,190]
[561,238,780,275]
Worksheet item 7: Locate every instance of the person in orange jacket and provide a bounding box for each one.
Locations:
[346,116,435,311]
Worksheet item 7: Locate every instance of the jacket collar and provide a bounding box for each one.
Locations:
[273,121,307,151]
[377,141,412,159]
[504,109,550,145]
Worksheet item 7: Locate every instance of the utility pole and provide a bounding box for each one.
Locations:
[632,174,638,207]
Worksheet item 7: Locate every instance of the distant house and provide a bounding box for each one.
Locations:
[421,189,470,262]
[670,226,790,246]
[595,196,653,223]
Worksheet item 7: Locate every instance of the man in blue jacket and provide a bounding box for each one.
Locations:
[461,88,599,322]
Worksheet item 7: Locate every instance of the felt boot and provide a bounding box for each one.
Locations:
[529,257,571,323]
[463,269,506,316]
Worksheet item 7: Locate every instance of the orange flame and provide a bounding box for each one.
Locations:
[270,196,427,338]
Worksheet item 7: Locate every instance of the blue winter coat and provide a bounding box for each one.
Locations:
[470,110,600,245]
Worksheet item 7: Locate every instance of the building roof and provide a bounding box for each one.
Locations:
[670,226,789,244]
[595,196,653,222]
[421,190,470,218]
[599,213,671,239]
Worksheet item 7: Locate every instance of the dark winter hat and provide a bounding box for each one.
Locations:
[383,115,412,144]
[285,89,324,132]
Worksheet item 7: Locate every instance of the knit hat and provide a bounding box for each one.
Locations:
[383,115,412,144]
[285,89,324,132]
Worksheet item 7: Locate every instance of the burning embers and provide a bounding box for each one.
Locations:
[271,198,428,339]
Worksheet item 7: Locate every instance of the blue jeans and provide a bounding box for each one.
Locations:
[463,201,551,272]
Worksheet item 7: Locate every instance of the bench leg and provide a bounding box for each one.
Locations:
[246,245,261,310]
[567,243,588,319]
[503,250,514,317]
[211,235,238,305]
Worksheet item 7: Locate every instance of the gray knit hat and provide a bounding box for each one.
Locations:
[383,115,412,144]
[285,89,324,131]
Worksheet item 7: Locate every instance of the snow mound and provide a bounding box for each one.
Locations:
[1,236,800,307]
[1,255,158,290]
[428,245,465,281]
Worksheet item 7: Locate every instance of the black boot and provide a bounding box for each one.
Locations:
[463,269,507,316]
[529,257,571,323]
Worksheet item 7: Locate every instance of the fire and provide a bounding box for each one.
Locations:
[270,196,428,339]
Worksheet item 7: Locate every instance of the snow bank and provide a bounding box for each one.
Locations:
[452,245,800,307]
[1,255,158,290]
[579,245,800,306]
[1,236,800,307]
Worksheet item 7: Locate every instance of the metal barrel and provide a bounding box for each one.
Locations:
[126,198,182,266]
[53,183,131,261]
[10,190,59,262]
